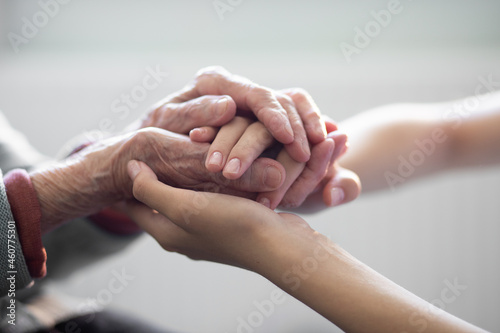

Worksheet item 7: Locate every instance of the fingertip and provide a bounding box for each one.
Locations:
[325,138,336,155]
[128,160,157,182]
[215,95,236,124]
[328,131,348,160]
[189,128,203,141]
[222,158,242,180]
[325,186,345,207]
[190,126,218,142]
[323,168,361,207]
[258,197,271,209]
[206,151,224,172]
[127,160,142,181]
[323,117,338,134]
[306,119,328,145]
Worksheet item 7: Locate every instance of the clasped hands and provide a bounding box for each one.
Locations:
[32,66,360,246]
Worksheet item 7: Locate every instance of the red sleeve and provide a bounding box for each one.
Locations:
[4,169,47,279]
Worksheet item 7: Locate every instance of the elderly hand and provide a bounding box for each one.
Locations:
[130,66,327,163]
[189,88,361,210]
[30,128,284,233]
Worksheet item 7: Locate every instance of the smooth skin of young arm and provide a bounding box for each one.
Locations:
[337,91,500,193]
[126,160,485,333]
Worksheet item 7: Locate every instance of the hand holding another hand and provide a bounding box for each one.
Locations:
[31,127,284,233]
[125,160,321,276]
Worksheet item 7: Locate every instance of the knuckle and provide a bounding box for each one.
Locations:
[131,128,158,147]
[253,86,273,98]
[305,109,322,122]
[289,87,311,101]
[195,66,228,79]
[277,93,294,107]
[160,103,179,121]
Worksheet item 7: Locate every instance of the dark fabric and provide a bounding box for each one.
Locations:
[34,310,174,333]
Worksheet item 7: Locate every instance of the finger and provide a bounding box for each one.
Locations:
[323,115,338,133]
[223,122,275,179]
[214,157,285,194]
[277,94,311,163]
[255,151,305,210]
[206,117,253,172]
[281,88,327,144]
[176,66,295,145]
[128,160,272,230]
[327,131,348,163]
[128,159,208,228]
[279,139,335,208]
[148,95,237,133]
[125,200,184,252]
[322,166,361,207]
[189,126,218,142]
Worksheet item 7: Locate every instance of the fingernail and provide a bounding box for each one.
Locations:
[207,151,223,168]
[128,160,141,180]
[224,158,241,175]
[259,197,271,208]
[216,97,228,117]
[263,165,282,188]
[329,187,345,207]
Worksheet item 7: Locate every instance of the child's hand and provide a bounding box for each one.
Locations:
[125,160,315,274]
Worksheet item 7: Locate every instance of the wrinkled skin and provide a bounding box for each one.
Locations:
[31,128,284,233]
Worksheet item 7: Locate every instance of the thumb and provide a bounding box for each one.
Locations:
[127,160,173,211]
[127,160,211,228]
[322,166,361,207]
[127,159,157,182]
[322,115,338,133]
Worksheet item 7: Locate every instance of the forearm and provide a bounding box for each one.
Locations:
[447,90,500,167]
[263,236,484,332]
[337,103,453,192]
[338,91,500,193]
[30,141,129,234]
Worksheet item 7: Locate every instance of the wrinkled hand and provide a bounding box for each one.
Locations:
[31,128,284,232]
[189,88,361,209]
[131,66,327,163]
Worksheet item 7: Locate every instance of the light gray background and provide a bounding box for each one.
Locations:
[1,1,499,332]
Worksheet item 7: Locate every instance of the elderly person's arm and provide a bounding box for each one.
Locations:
[29,127,284,232]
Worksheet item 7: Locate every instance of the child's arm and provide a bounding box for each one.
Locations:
[126,160,485,333]
[338,91,500,193]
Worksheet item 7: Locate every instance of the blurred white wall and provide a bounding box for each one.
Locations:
[0,1,499,332]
